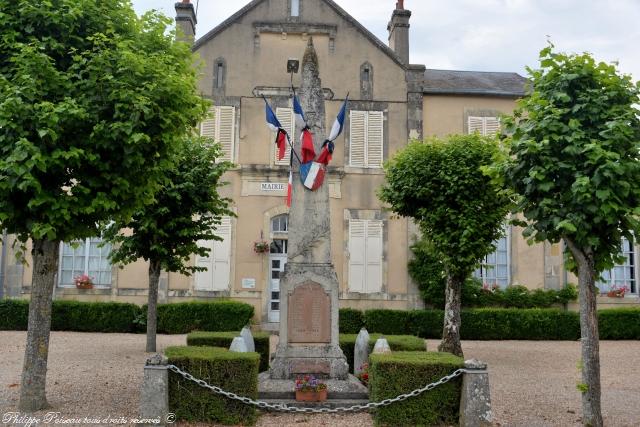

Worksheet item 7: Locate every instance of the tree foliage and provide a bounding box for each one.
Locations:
[106,137,234,274]
[500,45,640,272]
[380,134,511,279]
[0,0,208,242]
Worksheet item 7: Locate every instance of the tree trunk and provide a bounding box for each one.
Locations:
[146,259,161,353]
[564,237,603,427]
[438,273,464,357]
[19,238,59,412]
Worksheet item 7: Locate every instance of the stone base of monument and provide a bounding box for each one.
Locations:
[258,372,368,408]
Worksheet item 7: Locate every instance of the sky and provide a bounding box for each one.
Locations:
[131,0,640,81]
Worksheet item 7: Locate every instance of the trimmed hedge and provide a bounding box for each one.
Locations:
[339,307,640,340]
[0,299,254,334]
[187,331,270,372]
[598,308,640,339]
[338,308,365,333]
[166,346,259,425]
[369,351,464,426]
[0,298,29,330]
[339,333,425,373]
[156,301,254,334]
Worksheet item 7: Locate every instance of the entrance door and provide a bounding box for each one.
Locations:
[268,239,288,322]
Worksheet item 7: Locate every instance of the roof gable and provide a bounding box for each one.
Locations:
[192,0,405,68]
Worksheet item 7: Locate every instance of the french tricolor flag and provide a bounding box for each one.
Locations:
[264,98,287,160]
[293,95,307,129]
[286,169,292,207]
[317,96,348,165]
[300,161,326,191]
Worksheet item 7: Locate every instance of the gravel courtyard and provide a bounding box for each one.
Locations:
[1,331,638,426]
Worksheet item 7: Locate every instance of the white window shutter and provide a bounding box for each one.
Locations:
[200,107,216,139]
[348,220,366,292]
[365,220,383,293]
[349,111,366,167]
[275,107,293,165]
[468,116,484,134]
[366,111,383,168]
[216,106,235,162]
[212,217,232,290]
[195,239,215,291]
[194,216,232,291]
[484,117,500,136]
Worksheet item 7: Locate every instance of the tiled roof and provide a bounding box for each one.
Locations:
[423,69,528,97]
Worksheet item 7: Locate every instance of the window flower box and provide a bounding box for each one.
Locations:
[74,274,94,289]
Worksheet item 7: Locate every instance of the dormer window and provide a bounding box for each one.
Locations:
[290,0,300,17]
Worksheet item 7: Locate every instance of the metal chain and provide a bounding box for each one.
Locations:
[167,364,467,414]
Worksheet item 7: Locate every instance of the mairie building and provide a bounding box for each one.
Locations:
[1,0,638,326]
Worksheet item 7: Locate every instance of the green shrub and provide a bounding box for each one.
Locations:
[598,308,640,339]
[0,299,29,330]
[339,333,425,373]
[157,301,254,334]
[166,346,259,425]
[364,309,410,335]
[408,310,445,339]
[51,300,141,332]
[369,351,464,426]
[338,308,365,333]
[187,331,270,372]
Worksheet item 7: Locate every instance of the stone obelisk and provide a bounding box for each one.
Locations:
[270,38,348,379]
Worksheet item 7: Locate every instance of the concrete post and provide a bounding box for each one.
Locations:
[240,326,255,352]
[354,328,370,376]
[372,337,391,354]
[459,359,492,427]
[229,336,248,352]
[140,354,170,426]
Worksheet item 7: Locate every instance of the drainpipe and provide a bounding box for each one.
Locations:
[0,229,7,299]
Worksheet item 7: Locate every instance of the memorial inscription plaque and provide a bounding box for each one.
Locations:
[288,282,330,343]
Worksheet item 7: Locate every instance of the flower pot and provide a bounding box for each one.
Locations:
[76,283,93,289]
[295,389,327,402]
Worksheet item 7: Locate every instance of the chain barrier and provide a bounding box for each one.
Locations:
[167,364,467,414]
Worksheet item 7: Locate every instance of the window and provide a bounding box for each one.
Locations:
[468,116,500,136]
[58,238,112,287]
[473,232,509,288]
[348,219,383,293]
[290,0,300,16]
[215,62,224,88]
[200,106,235,162]
[271,214,289,233]
[360,62,374,100]
[597,237,636,295]
[349,110,383,168]
[194,216,232,291]
[274,108,293,165]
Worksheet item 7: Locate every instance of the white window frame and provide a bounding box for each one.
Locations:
[597,237,637,295]
[348,219,383,293]
[349,110,384,169]
[473,227,510,288]
[58,237,112,288]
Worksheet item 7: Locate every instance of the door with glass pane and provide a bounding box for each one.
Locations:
[268,239,287,323]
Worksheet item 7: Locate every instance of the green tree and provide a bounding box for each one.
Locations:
[0,0,207,411]
[380,134,511,356]
[105,137,234,352]
[499,45,640,427]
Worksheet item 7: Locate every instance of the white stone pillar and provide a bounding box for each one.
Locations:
[459,359,492,427]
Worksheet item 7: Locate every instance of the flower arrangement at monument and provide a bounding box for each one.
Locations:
[357,363,370,386]
[295,375,328,402]
[253,240,270,254]
[74,274,94,289]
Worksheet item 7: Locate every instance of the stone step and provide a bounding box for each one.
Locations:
[259,399,371,410]
[258,372,369,400]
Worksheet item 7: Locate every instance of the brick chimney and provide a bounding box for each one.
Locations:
[387,0,411,64]
[175,0,196,43]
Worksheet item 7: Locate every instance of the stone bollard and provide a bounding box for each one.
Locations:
[229,336,248,352]
[354,328,370,376]
[459,359,492,427]
[240,325,255,352]
[372,337,391,354]
[140,354,171,426]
